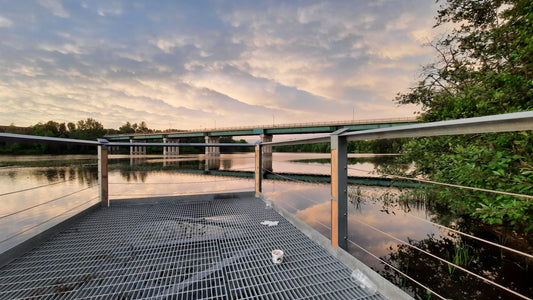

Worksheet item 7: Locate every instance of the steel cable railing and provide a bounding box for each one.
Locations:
[351,217,532,300]
[0,195,99,246]
[345,170,533,298]
[262,152,533,299]
[263,160,450,299]
[347,166,533,260]
[263,169,324,186]
[346,239,447,300]
[263,186,332,233]
[386,173,533,200]
[262,169,331,231]
[109,178,248,185]
[0,185,98,220]
[0,178,79,197]
[405,213,533,259]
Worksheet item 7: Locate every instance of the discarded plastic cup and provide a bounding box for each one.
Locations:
[272,249,284,264]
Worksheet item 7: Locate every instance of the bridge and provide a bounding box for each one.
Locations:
[104,117,417,155]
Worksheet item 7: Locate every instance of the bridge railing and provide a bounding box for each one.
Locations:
[103,116,417,137]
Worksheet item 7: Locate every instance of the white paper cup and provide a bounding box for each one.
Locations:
[272,249,284,264]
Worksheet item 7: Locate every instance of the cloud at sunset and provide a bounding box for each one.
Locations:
[0,0,438,130]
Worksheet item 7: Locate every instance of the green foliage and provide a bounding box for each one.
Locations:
[69,118,106,140]
[394,0,533,231]
[118,121,150,134]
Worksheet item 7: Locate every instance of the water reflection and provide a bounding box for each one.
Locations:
[205,153,220,170]
[30,166,98,185]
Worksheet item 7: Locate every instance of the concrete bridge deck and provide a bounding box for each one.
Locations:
[0,192,404,299]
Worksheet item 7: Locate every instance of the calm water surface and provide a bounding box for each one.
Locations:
[1,153,531,299]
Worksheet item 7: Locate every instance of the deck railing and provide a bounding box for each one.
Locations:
[255,111,533,300]
[256,111,533,249]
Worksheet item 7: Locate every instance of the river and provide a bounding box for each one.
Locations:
[0,153,531,299]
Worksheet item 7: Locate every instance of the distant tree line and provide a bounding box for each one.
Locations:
[0,119,249,155]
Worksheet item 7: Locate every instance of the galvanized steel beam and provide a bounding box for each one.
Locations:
[0,133,100,145]
[330,130,348,250]
[97,144,109,207]
[255,143,262,196]
[342,111,533,141]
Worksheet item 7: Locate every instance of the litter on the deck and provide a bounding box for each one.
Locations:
[260,220,279,227]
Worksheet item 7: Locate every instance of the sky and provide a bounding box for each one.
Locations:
[0,0,441,131]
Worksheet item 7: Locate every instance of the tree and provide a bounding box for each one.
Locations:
[394,0,533,231]
[67,122,76,133]
[31,121,66,137]
[58,122,67,137]
[118,122,135,134]
[71,118,105,140]
[136,121,149,133]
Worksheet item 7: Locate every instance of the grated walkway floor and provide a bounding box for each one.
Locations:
[0,195,386,299]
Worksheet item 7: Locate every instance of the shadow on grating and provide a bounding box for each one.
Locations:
[0,196,386,299]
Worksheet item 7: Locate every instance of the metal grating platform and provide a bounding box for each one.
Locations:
[0,195,386,299]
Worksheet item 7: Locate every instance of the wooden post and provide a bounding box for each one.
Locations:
[331,132,348,250]
[98,144,109,207]
[255,143,263,197]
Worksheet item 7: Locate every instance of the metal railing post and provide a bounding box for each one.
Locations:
[331,130,348,250]
[255,143,263,197]
[98,143,109,207]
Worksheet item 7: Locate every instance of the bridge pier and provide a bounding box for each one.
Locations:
[205,136,220,155]
[163,138,180,155]
[130,139,147,155]
[108,146,120,154]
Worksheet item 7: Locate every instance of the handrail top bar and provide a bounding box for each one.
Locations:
[262,111,533,147]
[340,110,533,141]
[0,133,101,146]
[0,133,255,147]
